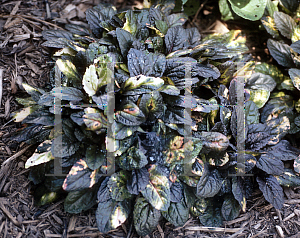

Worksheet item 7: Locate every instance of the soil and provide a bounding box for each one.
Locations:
[1,0,300,237]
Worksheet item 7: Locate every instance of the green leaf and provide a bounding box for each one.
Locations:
[186,27,201,47]
[155,20,168,35]
[83,107,107,132]
[85,144,106,170]
[165,57,219,80]
[12,124,52,144]
[22,83,44,102]
[257,176,284,209]
[267,39,294,67]
[166,48,193,59]
[180,175,200,187]
[165,57,196,78]
[165,26,187,54]
[139,91,165,121]
[245,72,276,109]
[65,24,90,36]
[62,159,101,192]
[127,167,149,195]
[15,97,36,107]
[191,198,223,226]
[134,197,161,236]
[114,122,143,140]
[201,132,229,153]
[280,0,299,13]
[13,105,40,123]
[51,134,80,158]
[122,75,164,94]
[199,204,223,227]
[261,16,280,39]
[107,171,132,201]
[117,146,147,170]
[275,168,300,187]
[219,0,240,21]
[190,197,207,217]
[256,153,284,175]
[116,28,134,58]
[170,181,183,202]
[51,87,84,101]
[34,185,59,206]
[248,89,270,109]
[267,140,300,161]
[83,61,112,97]
[115,101,146,126]
[196,165,223,198]
[127,49,166,77]
[110,199,131,230]
[25,140,54,169]
[123,10,138,35]
[245,100,260,125]
[158,85,180,95]
[42,30,73,40]
[265,0,278,17]
[163,106,189,124]
[292,25,300,42]
[22,108,54,126]
[183,184,196,208]
[192,98,219,113]
[70,111,85,126]
[161,199,189,227]
[114,136,136,157]
[228,0,267,21]
[96,198,131,233]
[64,187,98,213]
[246,72,276,92]
[260,96,294,123]
[162,136,202,165]
[141,164,170,211]
[273,11,296,39]
[232,177,247,212]
[56,59,81,82]
[221,195,240,221]
[291,40,300,54]
[96,198,115,233]
[246,116,290,151]
[167,13,188,28]
[97,177,111,202]
[288,68,300,91]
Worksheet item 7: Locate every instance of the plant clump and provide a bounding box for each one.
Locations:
[10,1,300,236]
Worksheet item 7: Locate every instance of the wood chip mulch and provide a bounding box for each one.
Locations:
[1,0,300,237]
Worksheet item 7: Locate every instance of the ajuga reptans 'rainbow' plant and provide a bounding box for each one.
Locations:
[258,0,300,170]
[10,1,300,236]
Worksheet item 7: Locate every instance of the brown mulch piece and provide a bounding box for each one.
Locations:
[1,0,300,238]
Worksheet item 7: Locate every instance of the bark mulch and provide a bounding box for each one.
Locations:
[1,0,300,237]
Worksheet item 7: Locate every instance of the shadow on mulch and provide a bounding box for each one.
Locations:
[1,0,300,238]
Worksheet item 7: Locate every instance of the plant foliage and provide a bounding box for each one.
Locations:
[219,0,268,21]
[10,0,300,236]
